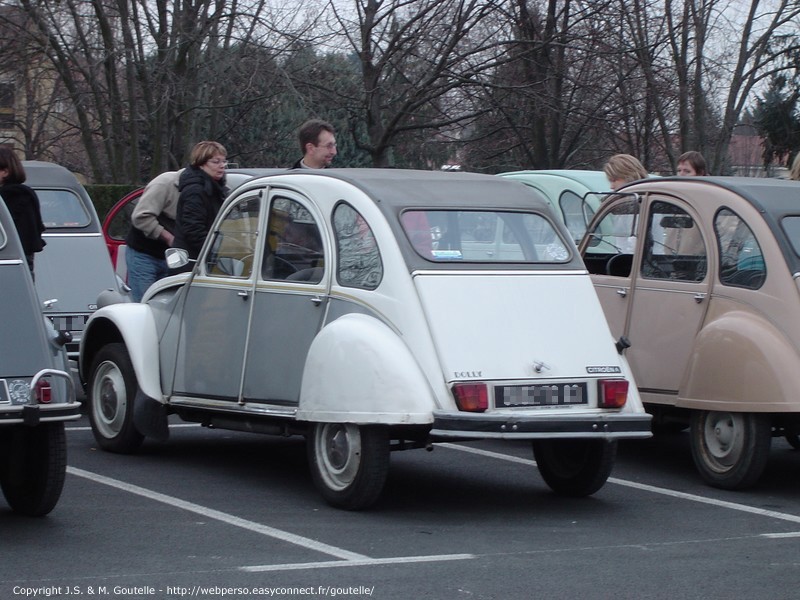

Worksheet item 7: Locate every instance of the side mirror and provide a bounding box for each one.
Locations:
[165,247,190,270]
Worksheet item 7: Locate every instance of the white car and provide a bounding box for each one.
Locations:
[80,169,651,509]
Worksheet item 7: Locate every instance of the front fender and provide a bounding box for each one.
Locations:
[79,303,163,403]
[681,309,800,412]
[297,314,435,424]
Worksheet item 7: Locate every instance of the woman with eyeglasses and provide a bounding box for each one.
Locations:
[173,141,229,265]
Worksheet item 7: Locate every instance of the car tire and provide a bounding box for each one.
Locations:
[307,423,390,510]
[88,343,145,453]
[690,410,771,490]
[532,439,617,497]
[0,423,67,516]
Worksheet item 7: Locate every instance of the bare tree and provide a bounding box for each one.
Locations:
[326,0,506,167]
[8,0,303,182]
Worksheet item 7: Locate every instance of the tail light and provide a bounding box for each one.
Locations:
[34,378,52,404]
[453,383,488,412]
[598,379,628,408]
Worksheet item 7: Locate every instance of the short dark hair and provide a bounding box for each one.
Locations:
[298,119,335,153]
[0,146,26,184]
[677,151,707,176]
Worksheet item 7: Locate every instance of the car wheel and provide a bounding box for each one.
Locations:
[532,439,617,497]
[88,343,144,453]
[0,423,67,516]
[307,423,390,510]
[690,410,771,490]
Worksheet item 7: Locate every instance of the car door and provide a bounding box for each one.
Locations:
[240,190,329,406]
[580,196,641,339]
[171,192,262,402]
[626,197,710,395]
[583,194,710,397]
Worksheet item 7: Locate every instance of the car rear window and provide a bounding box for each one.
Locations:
[38,189,91,228]
[401,209,569,263]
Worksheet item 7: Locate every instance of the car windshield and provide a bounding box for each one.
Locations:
[401,209,570,263]
[38,189,91,228]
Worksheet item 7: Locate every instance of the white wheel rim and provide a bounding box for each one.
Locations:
[92,360,128,439]
[315,423,362,491]
[703,412,744,469]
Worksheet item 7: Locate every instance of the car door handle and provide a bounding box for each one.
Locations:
[237,290,250,301]
[616,288,627,298]
[693,293,707,303]
[310,295,323,306]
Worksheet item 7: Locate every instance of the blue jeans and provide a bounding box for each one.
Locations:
[126,246,170,302]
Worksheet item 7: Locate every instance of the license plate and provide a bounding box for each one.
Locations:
[495,382,588,408]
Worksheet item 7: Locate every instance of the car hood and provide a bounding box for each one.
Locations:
[413,271,624,382]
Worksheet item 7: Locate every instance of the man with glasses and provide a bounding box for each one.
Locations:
[292,120,337,169]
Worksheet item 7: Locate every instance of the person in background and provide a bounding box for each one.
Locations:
[0,147,46,279]
[125,169,182,301]
[173,141,229,265]
[789,153,800,181]
[291,120,337,169]
[677,151,708,176]
[603,153,648,191]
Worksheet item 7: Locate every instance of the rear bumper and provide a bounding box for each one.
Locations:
[430,410,652,440]
[0,401,82,426]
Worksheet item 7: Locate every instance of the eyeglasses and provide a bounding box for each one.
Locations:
[317,142,337,150]
[208,158,228,167]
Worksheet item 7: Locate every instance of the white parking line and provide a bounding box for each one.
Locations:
[241,555,475,573]
[67,466,475,571]
[442,443,800,525]
[68,467,368,561]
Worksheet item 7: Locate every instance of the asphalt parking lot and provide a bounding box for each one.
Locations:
[2,418,800,600]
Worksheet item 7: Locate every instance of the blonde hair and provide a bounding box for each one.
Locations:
[790,153,800,181]
[603,153,648,184]
[189,141,227,167]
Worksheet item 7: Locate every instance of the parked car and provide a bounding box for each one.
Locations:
[24,161,130,378]
[0,199,80,516]
[102,168,285,280]
[498,170,611,243]
[80,169,651,510]
[579,175,800,489]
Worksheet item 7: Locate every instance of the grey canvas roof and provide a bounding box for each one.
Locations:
[280,168,585,271]
[290,168,556,212]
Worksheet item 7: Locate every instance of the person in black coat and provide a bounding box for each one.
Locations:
[0,147,46,278]
[172,141,229,265]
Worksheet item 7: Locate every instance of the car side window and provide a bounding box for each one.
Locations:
[333,202,382,290]
[715,208,765,289]
[641,201,707,281]
[582,198,639,277]
[559,190,595,243]
[205,195,260,278]
[262,196,324,283]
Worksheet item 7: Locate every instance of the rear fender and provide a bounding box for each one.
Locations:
[297,314,435,424]
[681,310,800,412]
[79,304,163,402]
